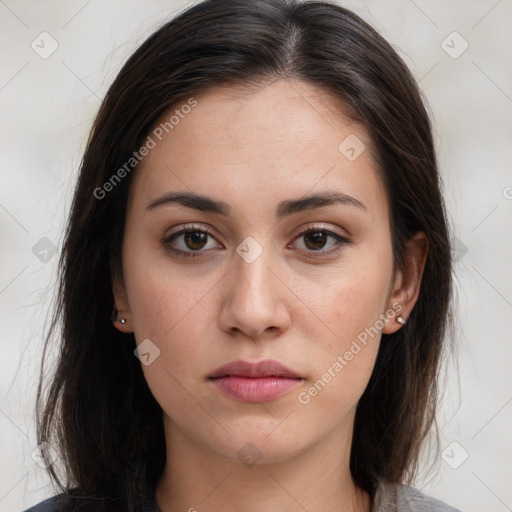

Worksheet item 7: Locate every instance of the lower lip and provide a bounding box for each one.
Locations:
[209,376,303,403]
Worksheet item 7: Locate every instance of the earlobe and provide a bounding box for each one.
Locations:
[382,232,428,334]
[112,310,131,332]
[112,296,133,333]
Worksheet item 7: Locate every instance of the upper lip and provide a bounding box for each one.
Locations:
[209,359,302,379]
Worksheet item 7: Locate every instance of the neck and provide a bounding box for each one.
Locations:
[155,415,371,512]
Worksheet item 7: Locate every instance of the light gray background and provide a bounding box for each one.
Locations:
[1,1,511,511]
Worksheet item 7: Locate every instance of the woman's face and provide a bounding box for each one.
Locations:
[114,79,408,465]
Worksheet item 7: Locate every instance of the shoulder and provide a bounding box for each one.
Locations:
[22,488,160,512]
[374,480,463,512]
[24,493,122,512]
[22,493,75,512]
[396,484,463,512]
[22,493,77,512]
[21,491,124,512]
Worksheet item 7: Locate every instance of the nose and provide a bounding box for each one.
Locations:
[218,249,291,340]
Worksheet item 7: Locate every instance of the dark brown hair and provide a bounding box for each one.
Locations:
[36,0,452,510]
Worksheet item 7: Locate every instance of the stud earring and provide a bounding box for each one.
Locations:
[112,309,127,325]
[397,316,406,325]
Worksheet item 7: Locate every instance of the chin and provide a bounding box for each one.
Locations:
[203,425,311,467]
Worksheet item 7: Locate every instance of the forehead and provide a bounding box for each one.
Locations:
[128,79,388,220]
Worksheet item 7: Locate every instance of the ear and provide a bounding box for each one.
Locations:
[111,257,133,333]
[382,231,428,334]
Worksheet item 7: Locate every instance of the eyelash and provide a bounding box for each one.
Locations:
[163,224,350,260]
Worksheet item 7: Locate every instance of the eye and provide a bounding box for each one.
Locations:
[163,225,222,258]
[291,226,350,257]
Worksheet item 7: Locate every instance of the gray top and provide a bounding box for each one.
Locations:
[374,480,462,511]
[22,480,462,511]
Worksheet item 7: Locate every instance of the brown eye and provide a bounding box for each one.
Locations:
[292,228,350,257]
[164,225,221,258]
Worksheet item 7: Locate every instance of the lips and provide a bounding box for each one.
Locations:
[208,359,304,403]
[209,359,302,379]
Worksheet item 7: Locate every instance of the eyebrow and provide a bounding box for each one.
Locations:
[146,190,366,219]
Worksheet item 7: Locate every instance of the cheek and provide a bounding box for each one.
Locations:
[307,245,393,344]
[124,237,197,331]
[122,243,219,371]
[122,253,216,420]
[299,246,393,405]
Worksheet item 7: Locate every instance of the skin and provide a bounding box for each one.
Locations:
[112,78,428,512]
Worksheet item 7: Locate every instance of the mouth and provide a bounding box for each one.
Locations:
[208,359,304,403]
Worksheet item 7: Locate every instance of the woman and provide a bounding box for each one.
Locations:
[24,0,460,511]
